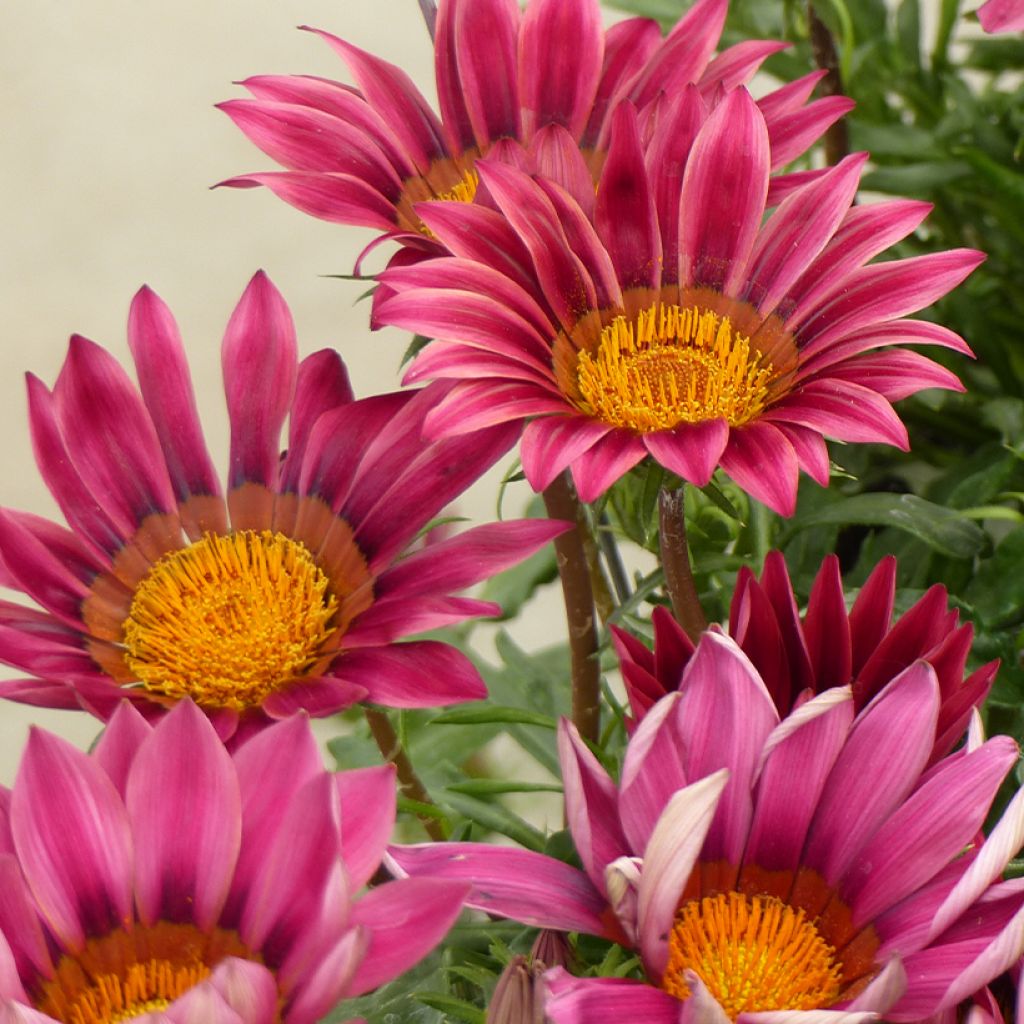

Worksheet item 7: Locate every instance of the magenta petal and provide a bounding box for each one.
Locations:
[528,124,598,220]
[978,0,1024,32]
[0,933,27,1004]
[260,677,367,719]
[240,774,341,951]
[679,88,769,293]
[11,729,133,948]
[336,765,397,891]
[596,103,662,291]
[773,423,830,487]
[545,971,680,1024]
[559,720,630,895]
[334,641,486,707]
[346,878,469,996]
[521,416,610,493]
[803,556,852,689]
[93,702,153,798]
[0,854,56,981]
[826,349,965,401]
[222,271,297,494]
[422,380,564,437]
[285,926,368,1024]
[643,419,729,487]
[127,701,242,930]
[127,286,221,506]
[342,596,499,648]
[519,0,603,141]
[699,40,789,93]
[387,842,608,935]
[570,429,647,502]
[803,662,940,886]
[719,422,800,517]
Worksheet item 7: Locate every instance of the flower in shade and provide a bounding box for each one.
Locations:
[217,0,852,255]
[977,0,1024,32]
[374,89,984,514]
[0,272,568,736]
[614,551,997,762]
[0,700,469,1024]
[390,632,1024,1022]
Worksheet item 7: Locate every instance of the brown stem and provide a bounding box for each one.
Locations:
[364,707,447,841]
[808,2,850,166]
[542,473,601,744]
[658,486,708,643]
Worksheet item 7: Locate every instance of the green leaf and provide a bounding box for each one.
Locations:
[413,994,485,1024]
[446,779,562,796]
[860,161,970,195]
[431,705,557,729]
[965,526,1024,627]
[787,493,986,558]
[401,333,434,367]
[443,791,547,851]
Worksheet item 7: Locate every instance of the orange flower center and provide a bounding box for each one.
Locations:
[663,892,842,1020]
[33,922,265,1024]
[575,302,775,432]
[122,530,337,710]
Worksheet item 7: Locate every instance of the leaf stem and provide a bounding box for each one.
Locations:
[658,485,708,642]
[808,1,851,166]
[364,706,448,841]
[542,472,602,743]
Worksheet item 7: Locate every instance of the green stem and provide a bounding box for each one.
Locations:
[364,707,448,841]
[658,486,708,643]
[542,472,602,744]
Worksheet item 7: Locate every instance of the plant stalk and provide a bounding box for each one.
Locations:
[542,473,601,744]
[658,486,708,642]
[808,2,851,165]
[364,707,448,841]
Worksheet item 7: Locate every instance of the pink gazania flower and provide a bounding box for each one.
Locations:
[390,633,1024,1022]
[373,88,984,514]
[0,700,469,1024]
[217,0,852,257]
[0,271,568,737]
[615,552,997,762]
[977,0,1024,32]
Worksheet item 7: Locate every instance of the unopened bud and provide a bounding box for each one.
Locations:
[486,955,545,1024]
[530,930,574,972]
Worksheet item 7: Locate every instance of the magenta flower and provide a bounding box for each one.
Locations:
[978,0,1024,32]
[615,552,996,762]
[0,272,567,736]
[391,633,1024,1022]
[0,700,468,1024]
[218,0,851,250]
[374,89,983,514]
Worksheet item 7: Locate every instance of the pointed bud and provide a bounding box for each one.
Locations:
[530,929,574,972]
[486,955,545,1024]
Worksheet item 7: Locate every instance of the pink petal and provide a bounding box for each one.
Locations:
[93,701,153,798]
[528,124,598,220]
[386,843,608,935]
[544,971,681,1024]
[848,557,897,676]
[422,380,564,437]
[336,765,397,891]
[699,40,789,93]
[521,416,610,493]
[127,701,242,929]
[643,419,729,487]
[11,728,133,948]
[570,429,647,501]
[333,641,487,707]
[342,596,499,648]
[978,0,1024,33]
[803,555,852,688]
[222,272,297,496]
[719,421,800,516]
[679,88,769,293]
[824,349,964,401]
[285,926,368,1024]
[765,95,856,169]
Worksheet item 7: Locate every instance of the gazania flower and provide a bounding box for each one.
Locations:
[390,633,1024,1022]
[0,272,567,735]
[0,700,469,1024]
[218,0,852,253]
[614,552,996,761]
[374,89,983,514]
[977,0,1024,32]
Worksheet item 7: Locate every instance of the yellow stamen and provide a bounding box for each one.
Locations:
[575,302,775,432]
[34,922,262,1024]
[664,892,843,1020]
[122,530,337,710]
[435,166,480,205]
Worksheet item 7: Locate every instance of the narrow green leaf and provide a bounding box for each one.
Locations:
[413,994,485,1024]
[446,779,562,796]
[401,333,434,367]
[431,705,557,729]
[443,792,547,851]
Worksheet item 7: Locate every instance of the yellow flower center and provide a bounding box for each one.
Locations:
[434,166,480,205]
[122,530,338,710]
[664,892,843,1020]
[34,922,264,1024]
[575,303,775,432]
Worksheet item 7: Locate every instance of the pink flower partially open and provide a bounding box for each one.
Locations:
[374,89,983,514]
[615,552,996,762]
[218,0,851,255]
[390,633,1024,1022]
[0,272,568,736]
[978,0,1024,33]
[0,701,468,1024]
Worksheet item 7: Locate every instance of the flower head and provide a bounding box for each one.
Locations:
[615,551,997,762]
[391,633,1024,1022]
[375,89,983,513]
[218,0,851,256]
[0,272,567,735]
[0,700,468,1024]
[977,0,1024,33]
